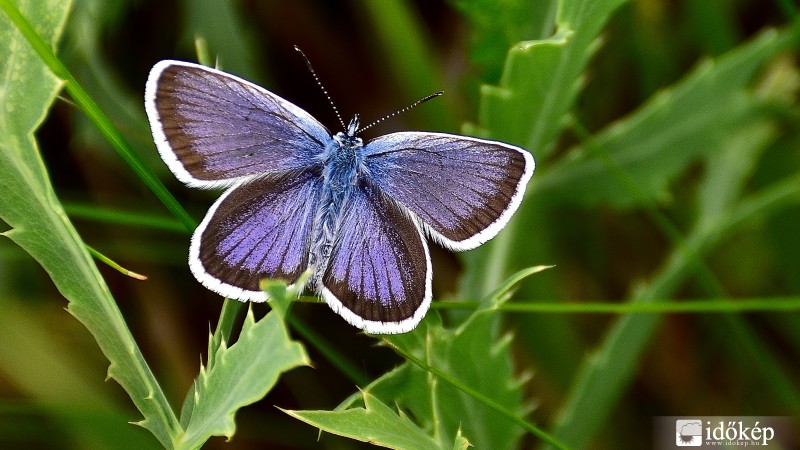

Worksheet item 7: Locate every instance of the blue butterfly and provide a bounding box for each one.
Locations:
[144,57,534,334]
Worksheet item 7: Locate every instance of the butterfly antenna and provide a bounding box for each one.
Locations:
[357,91,443,134]
[294,45,346,131]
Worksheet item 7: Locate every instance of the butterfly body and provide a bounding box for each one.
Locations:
[310,115,366,281]
[145,60,534,334]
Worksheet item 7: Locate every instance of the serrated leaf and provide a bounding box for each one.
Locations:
[460,0,634,354]
[177,308,309,449]
[473,0,629,155]
[324,302,528,449]
[0,1,180,447]
[284,390,439,450]
[394,309,527,449]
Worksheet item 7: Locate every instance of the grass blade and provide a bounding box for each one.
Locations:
[0,0,196,232]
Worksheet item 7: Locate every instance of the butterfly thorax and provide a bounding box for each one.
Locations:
[308,116,367,283]
[325,116,365,196]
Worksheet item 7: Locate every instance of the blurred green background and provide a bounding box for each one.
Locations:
[1,0,799,448]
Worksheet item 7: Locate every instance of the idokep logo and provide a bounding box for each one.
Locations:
[656,416,794,449]
[675,419,702,446]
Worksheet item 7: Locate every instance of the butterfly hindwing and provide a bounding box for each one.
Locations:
[190,171,322,301]
[363,132,534,251]
[320,182,431,334]
[145,60,330,188]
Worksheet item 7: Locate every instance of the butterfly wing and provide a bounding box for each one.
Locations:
[363,132,534,251]
[145,60,330,188]
[190,171,322,301]
[320,183,431,334]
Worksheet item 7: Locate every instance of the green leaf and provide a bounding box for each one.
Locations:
[0,0,181,447]
[390,316,528,449]
[697,56,798,220]
[535,27,794,207]
[547,25,800,449]
[481,265,554,306]
[698,120,776,221]
[284,390,441,450]
[464,18,799,390]
[321,289,532,449]
[453,1,628,392]
[472,0,629,154]
[461,0,631,308]
[447,0,557,82]
[549,175,800,450]
[0,296,161,449]
[177,308,309,449]
[459,0,633,355]
[452,429,471,450]
[261,268,312,320]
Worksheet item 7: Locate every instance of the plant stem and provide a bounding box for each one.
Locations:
[86,244,147,280]
[432,297,800,313]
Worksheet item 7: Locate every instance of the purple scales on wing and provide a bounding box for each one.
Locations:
[192,171,321,297]
[321,182,430,331]
[363,132,534,250]
[146,61,330,186]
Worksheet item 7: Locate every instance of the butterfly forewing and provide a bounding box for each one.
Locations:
[362,132,534,251]
[145,60,330,188]
[320,183,431,334]
[190,172,322,301]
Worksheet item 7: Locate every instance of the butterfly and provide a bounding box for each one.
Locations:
[144,56,534,334]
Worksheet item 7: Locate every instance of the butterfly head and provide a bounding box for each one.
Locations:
[332,115,364,149]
